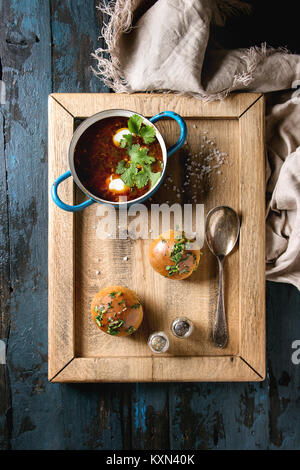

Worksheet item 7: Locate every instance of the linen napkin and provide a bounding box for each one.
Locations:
[266,92,300,289]
[92,0,300,290]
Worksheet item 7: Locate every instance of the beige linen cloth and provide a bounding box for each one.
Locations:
[92,0,300,289]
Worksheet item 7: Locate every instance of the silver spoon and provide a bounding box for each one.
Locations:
[205,206,240,348]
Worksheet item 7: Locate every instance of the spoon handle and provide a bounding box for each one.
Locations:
[213,257,228,348]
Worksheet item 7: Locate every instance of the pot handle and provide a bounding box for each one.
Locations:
[149,111,187,157]
[51,170,95,212]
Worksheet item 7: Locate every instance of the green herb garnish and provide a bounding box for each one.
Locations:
[97,311,103,321]
[107,328,120,336]
[125,115,156,145]
[95,305,106,316]
[149,171,161,188]
[131,304,141,309]
[165,235,193,277]
[95,315,103,327]
[120,133,133,148]
[109,319,124,327]
[128,114,143,135]
[116,143,161,189]
[107,319,125,336]
[166,265,180,276]
[109,292,117,298]
[179,267,190,275]
[139,125,156,144]
[126,326,136,335]
[117,115,160,190]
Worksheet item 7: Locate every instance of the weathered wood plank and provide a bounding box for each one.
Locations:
[48,97,75,381]
[51,0,109,93]
[266,281,300,449]
[0,100,12,450]
[0,0,11,450]
[169,381,269,449]
[0,109,10,349]
[51,92,262,119]
[0,0,58,450]
[239,96,266,378]
[59,383,128,450]
[132,383,170,450]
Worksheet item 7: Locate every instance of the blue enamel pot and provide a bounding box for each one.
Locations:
[51,109,187,212]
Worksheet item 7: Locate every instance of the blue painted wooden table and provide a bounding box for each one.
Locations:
[0,0,299,450]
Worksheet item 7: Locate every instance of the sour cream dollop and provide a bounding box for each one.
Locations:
[112,128,131,147]
[106,175,129,194]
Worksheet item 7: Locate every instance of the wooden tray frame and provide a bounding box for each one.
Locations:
[48,93,265,383]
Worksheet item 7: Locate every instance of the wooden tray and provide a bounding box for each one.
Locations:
[48,93,265,382]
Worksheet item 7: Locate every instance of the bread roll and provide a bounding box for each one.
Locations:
[91,286,143,336]
[148,230,201,280]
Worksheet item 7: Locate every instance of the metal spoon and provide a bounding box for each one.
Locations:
[205,206,240,348]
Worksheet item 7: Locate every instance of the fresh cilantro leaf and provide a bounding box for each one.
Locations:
[117,159,138,188]
[116,160,127,175]
[135,169,150,189]
[138,151,155,166]
[128,114,143,134]
[127,144,142,163]
[120,163,137,187]
[127,115,156,145]
[120,133,133,148]
[149,171,161,187]
[140,125,156,144]
[116,141,161,189]
[127,145,155,166]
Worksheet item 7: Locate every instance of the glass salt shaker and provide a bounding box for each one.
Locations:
[171,317,194,339]
[148,331,169,354]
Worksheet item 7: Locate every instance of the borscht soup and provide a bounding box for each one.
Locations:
[74,114,164,203]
